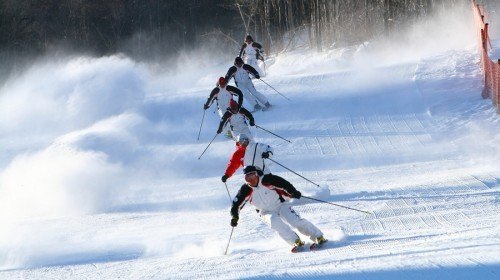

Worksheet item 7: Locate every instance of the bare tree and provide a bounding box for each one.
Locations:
[0,0,471,64]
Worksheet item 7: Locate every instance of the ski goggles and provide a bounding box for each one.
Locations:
[244,171,258,180]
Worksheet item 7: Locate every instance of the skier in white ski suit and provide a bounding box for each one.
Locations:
[225,57,271,112]
[204,77,243,117]
[221,133,273,183]
[216,100,255,141]
[239,35,265,76]
[230,165,327,252]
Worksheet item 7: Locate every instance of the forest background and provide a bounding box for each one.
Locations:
[0,0,498,78]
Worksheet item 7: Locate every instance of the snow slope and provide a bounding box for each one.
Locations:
[1,6,499,280]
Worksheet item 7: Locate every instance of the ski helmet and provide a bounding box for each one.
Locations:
[228,99,239,113]
[218,77,227,87]
[245,35,253,42]
[243,165,263,176]
[237,133,250,145]
[234,57,244,66]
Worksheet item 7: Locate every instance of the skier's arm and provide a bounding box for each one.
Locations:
[252,42,264,60]
[226,85,243,107]
[257,52,265,61]
[225,148,245,178]
[242,64,259,78]
[225,66,237,83]
[217,112,230,134]
[204,88,219,109]
[230,184,252,218]
[261,174,300,197]
[240,107,255,126]
[252,42,263,50]
[239,43,246,57]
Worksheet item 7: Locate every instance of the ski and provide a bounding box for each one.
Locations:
[310,240,328,251]
[291,240,328,253]
[291,246,306,253]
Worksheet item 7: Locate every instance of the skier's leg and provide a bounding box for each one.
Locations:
[230,122,253,141]
[219,108,232,137]
[247,57,264,76]
[279,205,323,242]
[240,126,253,142]
[261,212,300,246]
[238,83,259,107]
[247,83,269,106]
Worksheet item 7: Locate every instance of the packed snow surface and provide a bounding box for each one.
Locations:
[1,7,499,280]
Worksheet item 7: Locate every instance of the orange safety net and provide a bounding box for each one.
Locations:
[472,0,500,113]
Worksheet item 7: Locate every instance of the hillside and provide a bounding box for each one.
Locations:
[0,7,499,280]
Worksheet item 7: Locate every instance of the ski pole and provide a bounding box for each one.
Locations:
[267,158,320,187]
[302,195,373,215]
[198,133,218,160]
[255,125,291,143]
[197,110,206,141]
[258,78,291,101]
[224,182,232,202]
[224,227,234,255]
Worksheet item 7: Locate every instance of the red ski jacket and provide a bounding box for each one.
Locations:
[225,143,246,178]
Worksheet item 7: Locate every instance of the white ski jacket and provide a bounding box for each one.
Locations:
[204,85,243,116]
[231,174,298,215]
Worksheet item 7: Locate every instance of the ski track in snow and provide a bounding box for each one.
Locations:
[1,33,500,280]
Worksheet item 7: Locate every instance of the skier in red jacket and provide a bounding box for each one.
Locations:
[221,133,273,183]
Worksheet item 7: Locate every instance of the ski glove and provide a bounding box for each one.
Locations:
[230,216,239,227]
[291,191,302,199]
[249,120,255,126]
[261,151,271,159]
[204,104,209,110]
[255,74,260,79]
[217,127,223,134]
[221,175,228,183]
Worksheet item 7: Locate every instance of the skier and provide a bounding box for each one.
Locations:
[225,57,271,112]
[239,35,265,76]
[221,133,273,183]
[216,99,255,140]
[230,165,328,253]
[204,77,243,117]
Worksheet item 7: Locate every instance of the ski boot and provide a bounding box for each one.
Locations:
[252,104,262,112]
[291,238,305,253]
[262,102,272,111]
[310,236,328,251]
